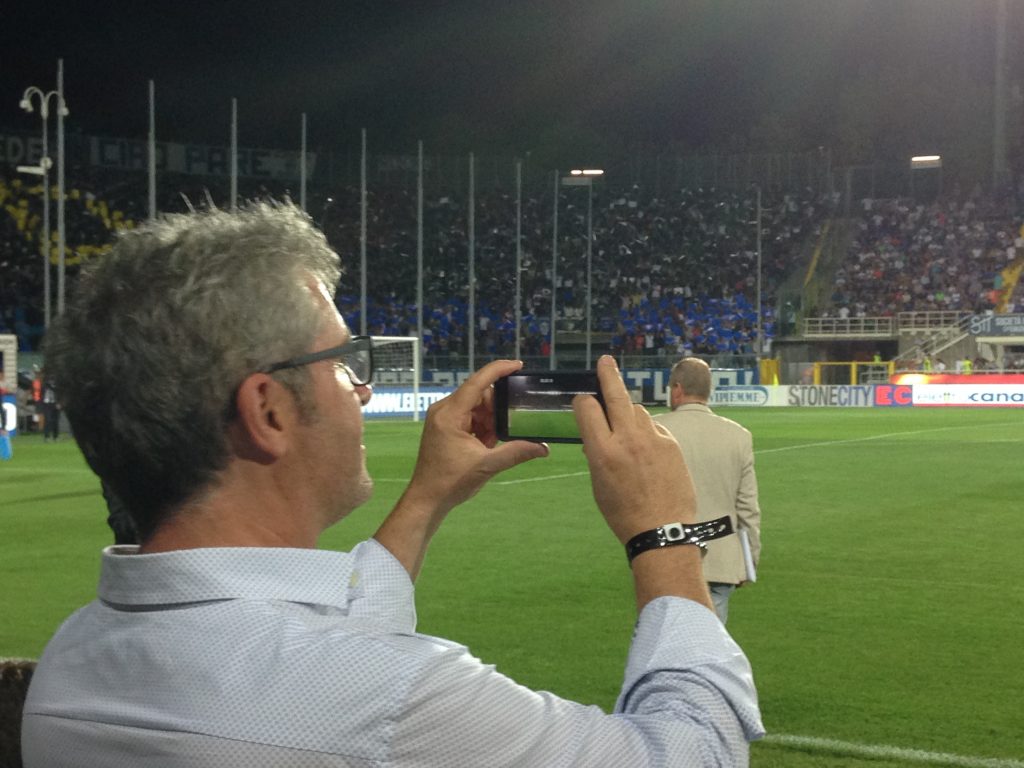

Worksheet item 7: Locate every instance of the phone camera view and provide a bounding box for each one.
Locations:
[495,372,603,444]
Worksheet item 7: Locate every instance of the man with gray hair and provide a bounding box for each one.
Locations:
[654,357,762,623]
[24,203,762,766]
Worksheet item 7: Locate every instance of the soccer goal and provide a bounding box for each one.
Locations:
[0,334,16,388]
[367,336,423,421]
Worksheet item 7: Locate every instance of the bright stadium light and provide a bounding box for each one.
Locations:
[909,155,943,199]
[19,77,68,329]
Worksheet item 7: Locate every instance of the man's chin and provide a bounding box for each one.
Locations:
[323,474,374,528]
[356,472,374,505]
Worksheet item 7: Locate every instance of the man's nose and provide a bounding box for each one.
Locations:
[356,383,373,406]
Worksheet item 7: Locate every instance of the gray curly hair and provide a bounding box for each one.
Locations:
[45,201,341,541]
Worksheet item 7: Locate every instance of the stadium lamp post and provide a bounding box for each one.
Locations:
[18,82,68,329]
[744,187,764,358]
[909,155,942,199]
[756,186,763,358]
[564,169,604,365]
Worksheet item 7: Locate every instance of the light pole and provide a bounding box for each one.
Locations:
[19,78,68,328]
[565,169,604,366]
[56,59,67,317]
[550,170,559,370]
[755,186,762,358]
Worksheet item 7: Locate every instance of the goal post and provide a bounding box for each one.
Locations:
[0,334,16,391]
[369,336,422,421]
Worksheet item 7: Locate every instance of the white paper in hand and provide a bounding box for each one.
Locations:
[739,529,757,583]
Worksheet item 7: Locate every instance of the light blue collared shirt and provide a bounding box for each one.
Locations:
[23,539,763,766]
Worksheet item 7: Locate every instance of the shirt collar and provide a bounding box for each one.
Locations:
[98,545,357,611]
[675,402,713,413]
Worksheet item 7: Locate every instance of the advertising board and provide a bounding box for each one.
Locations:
[362,388,452,419]
[891,373,1024,385]
[873,385,914,407]
[709,385,874,407]
[709,386,771,406]
[364,380,1024,416]
[912,384,1024,407]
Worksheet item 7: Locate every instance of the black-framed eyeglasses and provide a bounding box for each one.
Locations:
[260,335,374,386]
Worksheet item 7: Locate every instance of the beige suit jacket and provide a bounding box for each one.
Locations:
[654,403,761,585]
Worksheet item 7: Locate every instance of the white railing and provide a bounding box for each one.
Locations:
[803,317,894,337]
[896,311,971,331]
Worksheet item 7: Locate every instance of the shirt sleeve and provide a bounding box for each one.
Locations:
[388,597,764,767]
[346,538,417,632]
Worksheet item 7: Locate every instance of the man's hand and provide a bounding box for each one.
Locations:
[574,356,697,545]
[575,356,710,612]
[405,359,550,515]
[375,360,548,580]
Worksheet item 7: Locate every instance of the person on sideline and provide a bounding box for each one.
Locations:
[654,357,762,623]
[25,202,762,766]
[0,377,13,462]
[41,379,60,441]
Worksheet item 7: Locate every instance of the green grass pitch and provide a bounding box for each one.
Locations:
[3,407,1023,767]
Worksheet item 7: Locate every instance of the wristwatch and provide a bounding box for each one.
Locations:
[625,516,734,563]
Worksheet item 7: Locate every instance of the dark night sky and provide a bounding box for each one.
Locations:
[0,1,1015,158]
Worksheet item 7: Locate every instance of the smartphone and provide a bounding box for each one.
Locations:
[494,371,604,444]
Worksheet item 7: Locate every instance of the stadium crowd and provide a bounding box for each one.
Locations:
[827,195,1023,318]
[4,164,1023,361]
[316,182,831,360]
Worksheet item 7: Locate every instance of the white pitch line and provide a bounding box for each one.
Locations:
[475,420,1024,487]
[765,733,1024,768]
[493,470,589,486]
[370,472,590,486]
[757,420,1023,456]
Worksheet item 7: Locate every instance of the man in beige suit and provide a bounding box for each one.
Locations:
[654,358,761,623]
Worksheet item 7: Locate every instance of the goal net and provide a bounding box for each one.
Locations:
[366,336,423,421]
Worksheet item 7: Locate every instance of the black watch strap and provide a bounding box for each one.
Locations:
[625,515,735,563]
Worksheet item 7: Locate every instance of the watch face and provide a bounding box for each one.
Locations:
[662,523,687,541]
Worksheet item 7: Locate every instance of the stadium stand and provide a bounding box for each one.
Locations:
[825,195,1024,318]
[324,182,835,361]
[25,162,1024,364]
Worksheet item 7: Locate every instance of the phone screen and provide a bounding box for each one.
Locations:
[494,371,603,443]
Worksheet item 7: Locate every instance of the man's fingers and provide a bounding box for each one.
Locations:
[574,392,610,446]
[594,355,633,428]
[481,440,549,475]
[448,359,523,410]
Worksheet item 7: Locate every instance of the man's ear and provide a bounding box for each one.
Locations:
[229,373,295,463]
[670,382,683,408]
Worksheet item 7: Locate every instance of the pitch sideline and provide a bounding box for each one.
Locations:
[763,733,1024,768]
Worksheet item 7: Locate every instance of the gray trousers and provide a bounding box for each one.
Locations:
[708,582,737,624]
